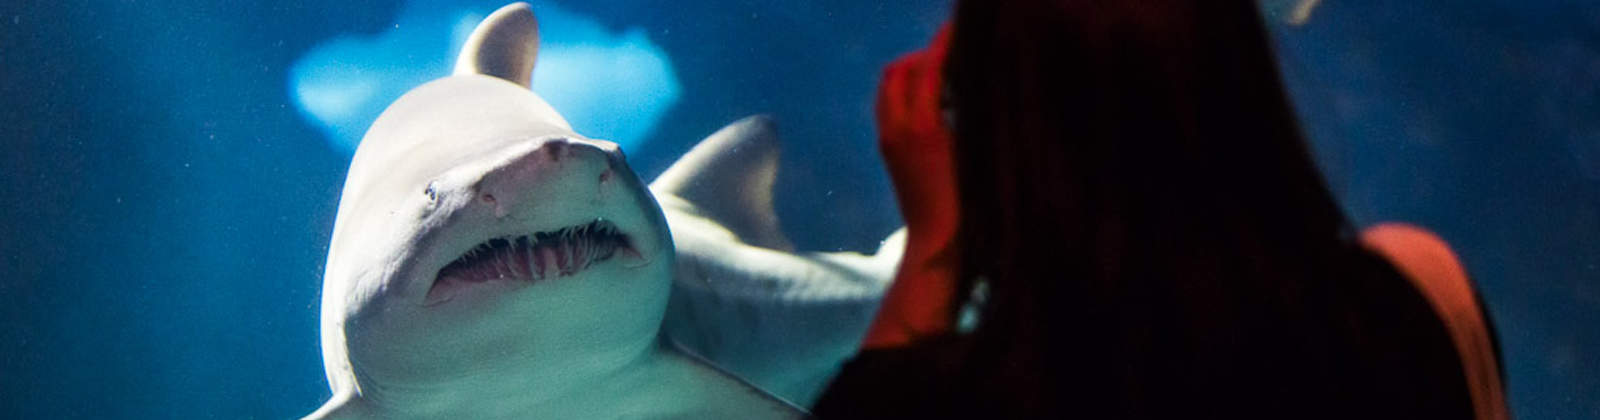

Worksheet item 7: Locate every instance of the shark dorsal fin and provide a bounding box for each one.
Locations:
[651,116,794,251]
[454,2,540,88]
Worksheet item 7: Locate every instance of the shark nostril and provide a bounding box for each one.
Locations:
[544,141,565,162]
[482,193,497,204]
[599,169,612,183]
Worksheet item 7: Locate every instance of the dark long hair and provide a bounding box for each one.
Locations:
[938,0,1474,417]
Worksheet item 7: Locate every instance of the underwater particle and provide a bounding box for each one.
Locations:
[1261,0,1323,26]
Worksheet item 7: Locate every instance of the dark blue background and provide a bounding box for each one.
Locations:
[1,1,1593,418]
[1270,2,1599,417]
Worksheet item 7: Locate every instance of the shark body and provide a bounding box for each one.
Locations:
[305,4,842,418]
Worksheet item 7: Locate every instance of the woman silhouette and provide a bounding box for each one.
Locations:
[816,1,1507,418]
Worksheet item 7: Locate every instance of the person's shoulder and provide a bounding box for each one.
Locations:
[1359,223,1468,291]
[1358,222,1509,420]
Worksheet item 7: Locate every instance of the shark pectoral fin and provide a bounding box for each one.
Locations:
[878,227,908,266]
[665,237,891,405]
[650,115,793,251]
[810,227,907,286]
[302,393,370,420]
[453,2,540,88]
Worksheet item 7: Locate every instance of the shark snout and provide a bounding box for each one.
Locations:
[474,137,620,219]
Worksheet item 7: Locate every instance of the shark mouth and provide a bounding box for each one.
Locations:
[428,219,637,302]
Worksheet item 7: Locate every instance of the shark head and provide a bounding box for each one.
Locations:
[311,3,673,416]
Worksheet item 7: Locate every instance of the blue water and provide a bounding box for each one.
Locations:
[0,1,1594,418]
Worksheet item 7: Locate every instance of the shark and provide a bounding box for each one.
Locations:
[306,3,900,418]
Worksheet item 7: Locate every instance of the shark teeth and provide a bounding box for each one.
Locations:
[434,219,627,288]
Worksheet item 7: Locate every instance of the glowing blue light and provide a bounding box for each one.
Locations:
[289,0,681,155]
